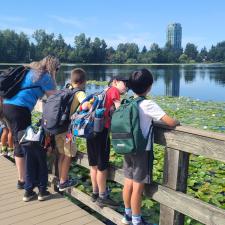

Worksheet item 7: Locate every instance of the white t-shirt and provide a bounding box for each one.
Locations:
[138,99,166,138]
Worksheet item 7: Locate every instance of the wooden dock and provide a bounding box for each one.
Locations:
[0,156,104,225]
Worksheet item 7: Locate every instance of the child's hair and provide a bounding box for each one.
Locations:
[129,68,153,94]
[71,68,87,84]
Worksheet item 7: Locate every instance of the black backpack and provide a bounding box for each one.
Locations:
[42,87,83,135]
[0,66,41,98]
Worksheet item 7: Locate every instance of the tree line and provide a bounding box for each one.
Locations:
[0,29,225,63]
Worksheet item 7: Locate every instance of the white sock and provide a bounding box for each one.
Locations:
[125,208,132,217]
[132,215,142,225]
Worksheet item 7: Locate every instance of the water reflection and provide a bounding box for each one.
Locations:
[43,64,225,101]
[183,67,196,83]
[1,64,225,101]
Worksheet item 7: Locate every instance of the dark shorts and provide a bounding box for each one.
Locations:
[123,150,154,184]
[86,128,110,171]
[3,104,31,157]
[0,117,10,129]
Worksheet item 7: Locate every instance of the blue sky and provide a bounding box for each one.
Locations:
[1,0,225,50]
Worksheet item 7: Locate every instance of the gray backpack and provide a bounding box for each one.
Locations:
[42,87,82,135]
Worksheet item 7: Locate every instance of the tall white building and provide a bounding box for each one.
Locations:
[167,23,182,49]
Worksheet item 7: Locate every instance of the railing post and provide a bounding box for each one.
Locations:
[48,146,59,191]
[159,147,190,225]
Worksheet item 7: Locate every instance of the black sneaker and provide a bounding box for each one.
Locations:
[121,213,132,225]
[91,193,99,202]
[38,190,51,201]
[23,191,37,202]
[58,178,77,191]
[17,180,25,189]
[96,196,119,209]
[135,217,157,225]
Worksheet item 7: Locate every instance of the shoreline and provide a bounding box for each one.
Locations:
[0,62,225,66]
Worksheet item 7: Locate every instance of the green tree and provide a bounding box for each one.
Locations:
[53,34,70,62]
[106,47,115,63]
[112,51,126,63]
[74,33,93,62]
[17,32,30,62]
[32,29,55,59]
[90,38,107,63]
[0,30,30,62]
[208,41,225,62]
[162,42,182,63]
[149,43,165,63]
[179,53,189,63]
[117,43,139,63]
[197,47,208,62]
[141,46,147,53]
[184,43,198,61]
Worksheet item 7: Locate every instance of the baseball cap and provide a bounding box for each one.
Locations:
[108,75,129,86]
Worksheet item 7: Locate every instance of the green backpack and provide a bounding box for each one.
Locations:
[111,96,153,154]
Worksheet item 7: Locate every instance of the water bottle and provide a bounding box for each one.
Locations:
[94,108,105,133]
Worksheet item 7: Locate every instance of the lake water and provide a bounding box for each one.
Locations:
[1,64,225,102]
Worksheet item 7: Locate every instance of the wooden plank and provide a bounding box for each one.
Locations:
[0,157,104,225]
[85,220,105,225]
[159,148,190,225]
[0,194,66,216]
[154,122,225,141]
[0,167,17,173]
[37,209,87,225]
[0,193,65,214]
[145,183,225,225]
[0,190,23,200]
[0,196,24,209]
[0,197,37,213]
[0,188,20,195]
[0,200,72,224]
[154,126,225,163]
[65,186,123,225]
[26,205,81,224]
[0,175,18,182]
[62,214,101,225]
[0,182,18,192]
[62,215,104,225]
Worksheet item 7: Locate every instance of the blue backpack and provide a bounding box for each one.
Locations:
[70,89,108,139]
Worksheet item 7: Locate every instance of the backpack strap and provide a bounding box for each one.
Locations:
[133,96,153,150]
[102,87,110,107]
[133,96,146,103]
[19,85,43,92]
[17,68,44,93]
[66,87,84,115]
[134,96,153,150]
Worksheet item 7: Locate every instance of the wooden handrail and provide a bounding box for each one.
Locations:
[34,100,225,225]
[49,150,225,225]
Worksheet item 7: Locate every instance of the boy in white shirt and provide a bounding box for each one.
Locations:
[122,69,179,225]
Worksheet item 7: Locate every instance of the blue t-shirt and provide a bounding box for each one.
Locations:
[4,69,55,111]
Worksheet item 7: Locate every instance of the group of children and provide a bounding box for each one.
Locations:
[0,65,178,225]
[54,68,178,225]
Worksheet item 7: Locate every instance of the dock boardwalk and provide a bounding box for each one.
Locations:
[0,156,104,225]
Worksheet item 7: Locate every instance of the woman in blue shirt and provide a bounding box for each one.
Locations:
[3,55,60,201]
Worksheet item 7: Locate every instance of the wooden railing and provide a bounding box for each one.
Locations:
[35,101,225,225]
[48,123,225,225]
